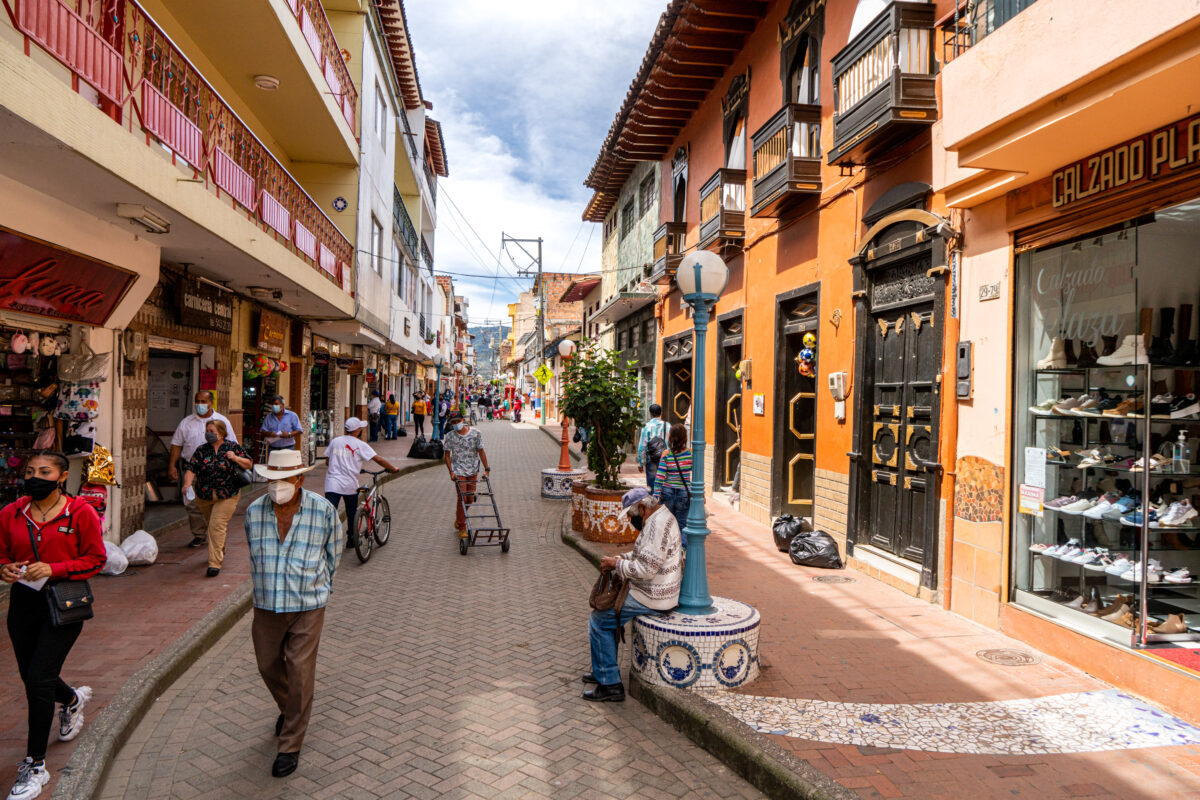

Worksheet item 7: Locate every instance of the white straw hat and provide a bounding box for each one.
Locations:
[253,449,314,480]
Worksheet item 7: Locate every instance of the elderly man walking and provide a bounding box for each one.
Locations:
[168,390,237,548]
[244,450,341,778]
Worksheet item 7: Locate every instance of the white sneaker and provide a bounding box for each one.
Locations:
[1071,548,1104,566]
[1096,334,1148,366]
[1057,545,1084,561]
[7,759,48,800]
[1059,497,1098,515]
[1028,399,1060,415]
[57,685,90,742]
[1105,556,1132,575]
[1044,539,1079,557]
[1160,499,1198,527]
[1036,338,1068,369]
[1163,568,1194,584]
[1083,496,1117,519]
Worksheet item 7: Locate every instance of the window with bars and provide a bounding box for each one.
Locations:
[620,199,635,239]
[604,213,616,240]
[639,174,656,216]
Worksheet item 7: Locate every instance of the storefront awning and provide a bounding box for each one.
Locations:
[310,321,387,349]
[591,289,656,326]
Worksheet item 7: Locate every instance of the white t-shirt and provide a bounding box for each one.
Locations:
[170,412,238,461]
[367,397,383,415]
[323,435,377,495]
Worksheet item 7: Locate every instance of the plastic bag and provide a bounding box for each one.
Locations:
[772,513,811,552]
[100,541,128,576]
[58,342,110,383]
[788,530,844,569]
[120,529,158,566]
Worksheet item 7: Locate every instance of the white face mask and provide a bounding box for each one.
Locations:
[268,480,296,504]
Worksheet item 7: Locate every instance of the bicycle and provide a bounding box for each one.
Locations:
[352,469,392,563]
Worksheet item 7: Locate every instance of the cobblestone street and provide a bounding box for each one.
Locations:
[97,420,762,799]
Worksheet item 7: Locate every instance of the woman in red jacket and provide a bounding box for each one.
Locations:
[0,451,105,800]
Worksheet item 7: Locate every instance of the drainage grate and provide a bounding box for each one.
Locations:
[811,575,856,583]
[976,648,1040,666]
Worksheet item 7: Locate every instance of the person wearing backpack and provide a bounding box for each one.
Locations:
[653,424,692,549]
[636,404,667,491]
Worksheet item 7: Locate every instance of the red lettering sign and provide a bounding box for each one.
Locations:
[0,227,136,325]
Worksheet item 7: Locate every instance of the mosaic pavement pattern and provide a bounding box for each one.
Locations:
[703,689,1200,755]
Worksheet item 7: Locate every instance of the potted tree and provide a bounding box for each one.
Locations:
[559,344,643,543]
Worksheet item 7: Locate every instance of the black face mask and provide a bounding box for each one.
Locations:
[23,477,59,502]
[628,514,644,531]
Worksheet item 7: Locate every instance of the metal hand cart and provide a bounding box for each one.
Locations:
[453,473,510,555]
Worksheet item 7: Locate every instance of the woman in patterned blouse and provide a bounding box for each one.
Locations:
[652,424,692,549]
[183,419,252,577]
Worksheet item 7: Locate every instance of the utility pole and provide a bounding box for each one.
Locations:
[502,233,544,421]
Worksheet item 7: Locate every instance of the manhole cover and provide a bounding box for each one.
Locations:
[976,648,1040,666]
[811,575,856,583]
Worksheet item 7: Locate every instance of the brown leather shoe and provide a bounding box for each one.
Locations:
[1093,594,1133,617]
[1101,603,1131,622]
[1151,613,1189,634]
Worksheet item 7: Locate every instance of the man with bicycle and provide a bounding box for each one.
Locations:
[443,412,490,541]
[322,417,399,548]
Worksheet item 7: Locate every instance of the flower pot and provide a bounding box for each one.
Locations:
[583,484,637,543]
[570,479,592,533]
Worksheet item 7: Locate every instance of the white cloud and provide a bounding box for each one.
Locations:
[404,0,665,325]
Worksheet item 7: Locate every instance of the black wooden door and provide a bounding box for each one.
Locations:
[715,316,743,488]
[664,360,692,428]
[774,297,819,519]
[866,297,941,562]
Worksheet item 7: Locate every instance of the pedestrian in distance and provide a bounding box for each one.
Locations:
[259,395,303,454]
[383,394,400,440]
[181,419,252,577]
[584,487,682,703]
[0,451,106,800]
[412,392,427,437]
[652,423,692,549]
[168,391,238,549]
[636,403,667,492]
[244,450,339,778]
[323,417,399,549]
[442,412,490,541]
[367,391,383,443]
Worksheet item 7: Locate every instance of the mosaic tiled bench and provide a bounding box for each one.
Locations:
[632,597,761,690]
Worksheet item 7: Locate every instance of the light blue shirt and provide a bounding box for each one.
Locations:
[637,417,667,466]
[261,409,303,448]
[245,490,341,613]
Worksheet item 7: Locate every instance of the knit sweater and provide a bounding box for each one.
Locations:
[615,506,682,610]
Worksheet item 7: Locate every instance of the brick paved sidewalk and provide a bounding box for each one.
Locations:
[576,481,1200,800]
[0,433,432,796]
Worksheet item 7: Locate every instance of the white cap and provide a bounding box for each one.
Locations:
[345,416,368,432]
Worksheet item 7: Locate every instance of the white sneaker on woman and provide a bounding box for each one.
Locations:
[57,686,91,742]
[7,759,48,800]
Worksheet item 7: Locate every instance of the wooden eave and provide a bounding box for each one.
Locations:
[374,0,424,111]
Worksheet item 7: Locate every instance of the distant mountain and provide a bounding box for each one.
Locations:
[469,324,510,378]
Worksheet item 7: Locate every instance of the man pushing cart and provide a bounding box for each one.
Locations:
[443,412,508,554]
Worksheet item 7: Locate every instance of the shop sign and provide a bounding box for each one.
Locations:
[365,369,377,384]
[1052,111,1200,209]
[347,358,364,375]
[291,321,311,358]
[0,226,136,326]
[1018,484,1044,518]
[256,309,286,356]
[199,368,218,391]
[390,356,403,373]
[313,351,330,367]
[177,277,233,333]
[335,355,354,369]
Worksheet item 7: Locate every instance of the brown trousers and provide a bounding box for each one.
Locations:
[196,495,238,569]
[251,606,326,752]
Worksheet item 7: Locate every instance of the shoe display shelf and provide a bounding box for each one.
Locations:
[1031,362,1200,648]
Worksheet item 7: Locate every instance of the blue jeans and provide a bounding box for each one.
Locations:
[659,486,689,549]
[588,594,661,686]
[645,460,658,492]
[368,417,379,442]
[384,414,398,439]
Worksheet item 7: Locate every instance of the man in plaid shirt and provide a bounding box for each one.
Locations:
[244,450,341,779]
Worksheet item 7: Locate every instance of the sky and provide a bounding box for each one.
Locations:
[404,0,665,325]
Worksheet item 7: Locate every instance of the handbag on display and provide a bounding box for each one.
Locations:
[55,381,101,421]
[57,342,110,383]
[24,519,95,627]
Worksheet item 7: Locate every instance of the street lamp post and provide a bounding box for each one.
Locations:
[453,361,464,417]
[556,339,575,471]
[432,354,445,440]
[675,250,729,616]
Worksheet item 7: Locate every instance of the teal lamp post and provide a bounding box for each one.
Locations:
[432,353,445,440]
[674,250,728,615]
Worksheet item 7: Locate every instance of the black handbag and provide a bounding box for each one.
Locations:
[25,518,95,627]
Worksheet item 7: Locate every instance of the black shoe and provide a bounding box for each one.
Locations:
[188,536,206,548]
[272,751,299,778]
[582,683,625,702]
[206,567,220,578]
[275,714,284,736]
[581,673,598,685]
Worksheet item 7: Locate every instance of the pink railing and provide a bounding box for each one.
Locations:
[5,0,353,291]
[290,0,356,132]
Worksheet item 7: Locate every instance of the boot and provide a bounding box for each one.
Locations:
[1150,613,1188,634]
[1149,307,1175,363]
[1174,304,1195,365]
[1036,338,1068,369]
[1093,594,1133,617]
[1077,341,1099,367]
[1100,334,1119,358]
[1139,307,1153,346]
[1064,339,1079,366]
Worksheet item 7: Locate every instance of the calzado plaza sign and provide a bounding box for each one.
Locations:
[1052,111,1200,209]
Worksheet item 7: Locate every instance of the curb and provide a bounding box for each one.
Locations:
[54,459,439,800]
[537,425,583,463]
[558,509,853,800]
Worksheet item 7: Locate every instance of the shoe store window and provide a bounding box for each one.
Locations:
[1013,199,1200,666]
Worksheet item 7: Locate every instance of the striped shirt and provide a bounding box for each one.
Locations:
[654,449,693,494]
[245,490,342,613]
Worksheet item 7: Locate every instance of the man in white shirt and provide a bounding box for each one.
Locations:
[323,417,398,547]
[168,390,238,548]
[366,391,383,443]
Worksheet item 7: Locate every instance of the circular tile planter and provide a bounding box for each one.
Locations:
[582,484,637,543]
[570,480,591,532]
[632,597,761,690]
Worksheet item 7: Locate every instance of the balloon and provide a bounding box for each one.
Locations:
[803,332,816,348]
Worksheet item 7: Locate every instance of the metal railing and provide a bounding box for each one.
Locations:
[943,0,1039,62]
[393,185,417,256]
[420,238,433,273]
[284,0,357,131]
[422,160,437,206]
[6,0,353,289]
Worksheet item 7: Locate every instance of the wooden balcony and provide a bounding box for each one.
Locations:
[650,222,687,285]
[698,168,747,256]
[750,103,822,218]
[828,1,938,166]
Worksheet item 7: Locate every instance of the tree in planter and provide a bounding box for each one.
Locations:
[558,343,642,490]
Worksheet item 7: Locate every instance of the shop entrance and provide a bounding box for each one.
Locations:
[662,334,694,429]
[773,292,818,518]
[242,371,279,463]
[859,255,943,566]
[714,313,743,489]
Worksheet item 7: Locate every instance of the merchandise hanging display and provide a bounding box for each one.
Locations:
[0,325,68,506]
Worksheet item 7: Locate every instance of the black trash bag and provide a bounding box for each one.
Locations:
[771,513,810,552]
[407,435,443,460]
[407,434,427,459]
[788,530,843,569]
